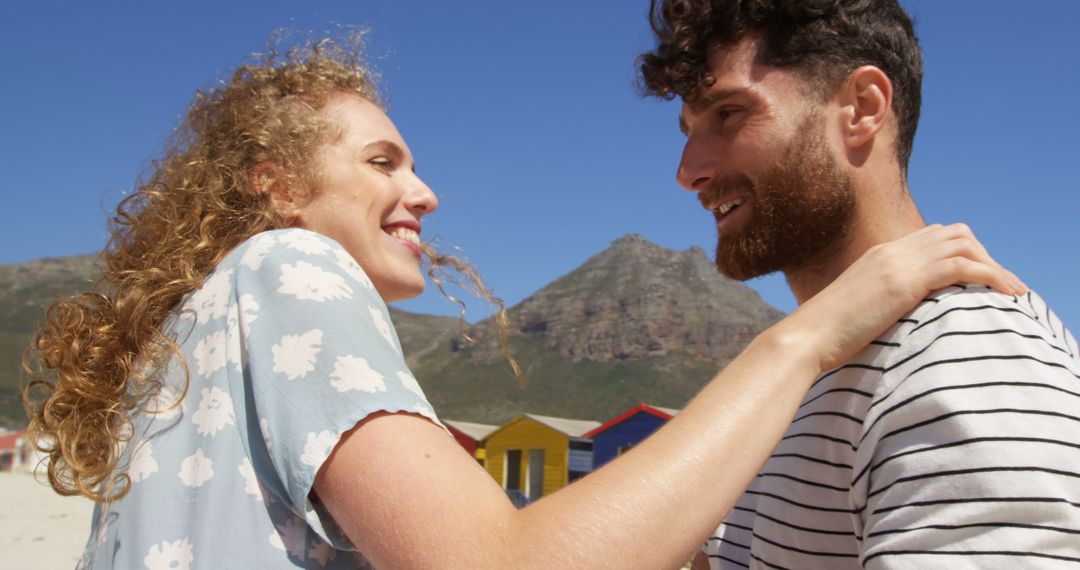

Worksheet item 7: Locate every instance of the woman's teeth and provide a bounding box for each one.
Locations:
[390,227,420,247]
[717,197,745,215]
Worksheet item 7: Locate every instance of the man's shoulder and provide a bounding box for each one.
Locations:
[853,290,1080,567]
[839,286,1024,369]
[889,285,1076,360]
[908,284,1042,331]
[868,285,1079,414]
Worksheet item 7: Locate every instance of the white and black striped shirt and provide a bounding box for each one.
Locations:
[706,286,1080,569]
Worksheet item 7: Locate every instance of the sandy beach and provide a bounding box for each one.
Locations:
[0,471,94,569]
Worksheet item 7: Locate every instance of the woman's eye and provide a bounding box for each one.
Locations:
[368,157,393,171]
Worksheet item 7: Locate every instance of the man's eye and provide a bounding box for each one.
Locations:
[717,107,742,123]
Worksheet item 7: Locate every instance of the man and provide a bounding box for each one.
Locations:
[638,0,1080,567]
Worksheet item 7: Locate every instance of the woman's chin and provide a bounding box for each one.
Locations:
[375,279,425,303]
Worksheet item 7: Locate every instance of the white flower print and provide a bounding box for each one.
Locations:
[260,419,272,451]
[275,516,308,559]
[330,355,386,393]
[396,370,427,400]
[178,448,214,487]
[238,293,260,328]
[241,234,277,270]
[191,386,236,437]
[146,384,181,421]
[113,421,133,456]
[227,316,243,372]
[280,230,332,255]
[129,441,159,483]
[193,330,228,378]
[238,458,266,502]
[144,538,193,570]
[183,268,233,323]
[272,329,323,380]
[369,306,399,353]
[333,248,375,290]
[309,535,338,567]
[301,430,338,469]
[278,261,353,302]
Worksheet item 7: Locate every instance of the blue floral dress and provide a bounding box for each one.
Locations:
[79,229,443,569]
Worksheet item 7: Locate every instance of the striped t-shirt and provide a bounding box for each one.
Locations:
[705,286,1080,569]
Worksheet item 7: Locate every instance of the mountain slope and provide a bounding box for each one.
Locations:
[0,235,784,426]
[411,234,784,423]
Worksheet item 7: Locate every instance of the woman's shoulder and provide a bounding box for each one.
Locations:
[224,228,340,265]
[220,229,374,287]
[211,227,380,302]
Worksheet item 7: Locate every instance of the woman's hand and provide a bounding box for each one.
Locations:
[783,223,1026,373]
[317,223,1025,570]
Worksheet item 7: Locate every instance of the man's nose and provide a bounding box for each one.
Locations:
[676,136,719,192]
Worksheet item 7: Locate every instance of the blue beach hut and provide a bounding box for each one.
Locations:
[584,404,679,469]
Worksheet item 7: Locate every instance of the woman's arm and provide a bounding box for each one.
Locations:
[315,224,1025,569]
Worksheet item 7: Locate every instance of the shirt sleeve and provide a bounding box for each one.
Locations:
[854,287,1080,568]
[233,229,444,548]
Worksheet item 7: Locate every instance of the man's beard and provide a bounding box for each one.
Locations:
[701,113,856,281]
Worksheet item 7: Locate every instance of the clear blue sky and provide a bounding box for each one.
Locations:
[2,1,1078,328]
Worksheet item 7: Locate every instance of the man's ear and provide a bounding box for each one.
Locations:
[836,65,893,151]
[251,162,302,221]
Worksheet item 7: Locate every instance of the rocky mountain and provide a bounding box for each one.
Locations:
[481,234,781,362]
[0,236,783,426]
[410,235,784,423]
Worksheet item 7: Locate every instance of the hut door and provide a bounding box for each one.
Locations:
[505,449,522,491]
[527,449,545,499]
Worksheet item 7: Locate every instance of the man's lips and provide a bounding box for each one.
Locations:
[700,176,755,233]
[713,196,746,216]
[700,190,748,217]
[708,195,751,231]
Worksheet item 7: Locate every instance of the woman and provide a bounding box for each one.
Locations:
[24,40,1024,569]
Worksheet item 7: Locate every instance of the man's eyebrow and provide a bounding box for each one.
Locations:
[680,87,752,136]
[687,87,751,114]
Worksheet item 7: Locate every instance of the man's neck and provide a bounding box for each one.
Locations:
[786,184,926,305]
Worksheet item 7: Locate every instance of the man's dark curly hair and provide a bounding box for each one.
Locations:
[639,0,923,172]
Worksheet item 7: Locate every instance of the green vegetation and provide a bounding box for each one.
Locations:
[1,236,779,428]
[413,335,720,424]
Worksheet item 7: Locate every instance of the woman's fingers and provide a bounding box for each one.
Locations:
[797,223,1025,372]
[872,223,1024,297]
[921,257,1021,298]
[914,225,1026,295]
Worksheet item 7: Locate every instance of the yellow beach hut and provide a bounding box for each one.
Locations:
[484,414,600,506]
[443,419,498,466]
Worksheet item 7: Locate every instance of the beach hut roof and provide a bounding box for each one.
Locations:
[583,403,681,439]
[443,420,499,441]
[523,414,601,438]
[0,429,27,451]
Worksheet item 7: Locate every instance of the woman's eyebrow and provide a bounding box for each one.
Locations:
[360,139,403,154]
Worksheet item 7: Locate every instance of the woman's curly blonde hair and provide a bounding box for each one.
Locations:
[23,35,519,503]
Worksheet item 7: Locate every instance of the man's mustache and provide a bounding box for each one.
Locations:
[698,175,753,212]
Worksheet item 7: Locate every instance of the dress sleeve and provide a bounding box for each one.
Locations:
[233,229,444,548]
[854,288,1080,568]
